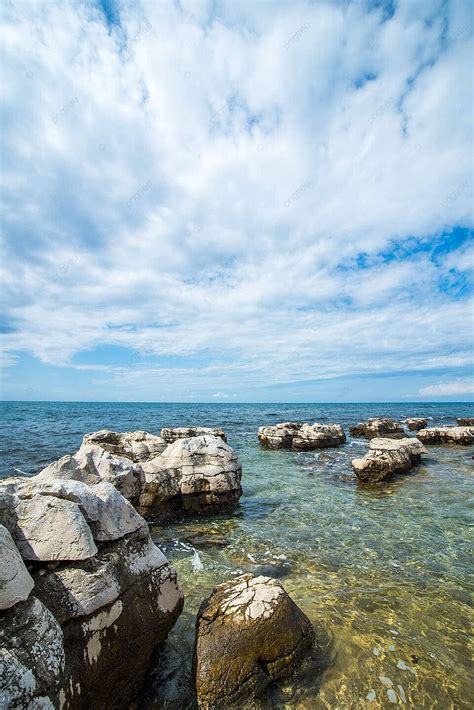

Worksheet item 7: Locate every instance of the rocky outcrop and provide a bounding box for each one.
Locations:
[406,417,427,431]
[0,476,184,709]
[193,574,314,708]
[139,435,242,516]
[418,426,474,446]
[456,417,474,426]
[258,422,346,450]
[349,418,404,439]
[83,429,167,461]
[351,437,426,484]
[161,427,227,443]
[37,443,145,505]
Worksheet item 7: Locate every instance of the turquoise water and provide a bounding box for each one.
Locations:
[1,402,473,708]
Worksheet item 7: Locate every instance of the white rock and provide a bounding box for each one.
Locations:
[83,430,167,461]
[0,524,34,609]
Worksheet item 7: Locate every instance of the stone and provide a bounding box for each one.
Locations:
[161,427,227,443]
[405,418,427,431]
[193,574,314,708]
[349,419,404,439]
[0,596,65,709]
[83,429,167,461]
[457,417,474,426]
[417,426,474,445]
[352,437,427,484]
[37,443,145,503]
[139,435,242,516]
[258,422,346,450]
[0,524,34,609]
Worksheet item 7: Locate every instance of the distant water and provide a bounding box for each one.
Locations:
[1,401,473,708]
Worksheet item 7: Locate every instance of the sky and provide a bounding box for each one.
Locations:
[0,0,473,403]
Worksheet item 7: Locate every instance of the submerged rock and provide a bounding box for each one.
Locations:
[83,429,167,461]
[418,426,474,446]
[349,419,404,439]
[161,426,227,443]
[406,418,427,431]
[351,437,427,484]
[139,435,242,516]
[0,475,184,709]
[258,422,346,450]
[193,574,314,708]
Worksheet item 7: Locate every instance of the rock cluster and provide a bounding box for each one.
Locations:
[351,437,427,484]
[349,418,404,439]
[38,429,242,518]
[0,475,183,709]
[456,417,474,426]
[258,422,346,450]
[193,574,314,708]
[406,417,427,431]
[417,426,474,446]
[161,426,227,443]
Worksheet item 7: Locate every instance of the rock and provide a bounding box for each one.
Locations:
[418,426,474,445]
[406,418,427,431]
[0,524,34,609]
[83,429,167,461]
[161,427,227,443]
[352,437,427,484]
[37,443,145,503]
[139,435,242,516]
[258,422,346,450]
[349,418,404,439]
[193,574,314,708]
[456,417,474,426]
[0,596,65,708]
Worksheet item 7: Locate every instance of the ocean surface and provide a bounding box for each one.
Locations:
[1,401,473,709]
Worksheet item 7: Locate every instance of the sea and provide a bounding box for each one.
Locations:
[1,401,472,708]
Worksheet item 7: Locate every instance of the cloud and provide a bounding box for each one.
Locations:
[419,379,474,396]
[0,0,473,399]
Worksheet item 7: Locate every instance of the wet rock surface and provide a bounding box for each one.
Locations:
[406,418,428,431]
[418,426,474,445]
[258,422,346,450]
[193,574,315,708]
[457,417,474,426]
[349,419,404,439]
[352,437,427,484]
[161,427,227,443]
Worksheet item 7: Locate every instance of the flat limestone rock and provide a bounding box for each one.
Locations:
[349,418,404,439]
[193,574,314,708]
[161,427,227,443]
[258,422,346,450]
[352,437,427,484]
[83,429,167,461]
[139,435,242,516]
[406,418,427,431]
[418,426,474,446]
[0,524,34,609]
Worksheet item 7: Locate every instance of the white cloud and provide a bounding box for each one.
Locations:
[419,379,474,396]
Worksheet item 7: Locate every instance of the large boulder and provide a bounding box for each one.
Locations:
[456,417,474,426]
[418,426,474,445]
[83,429,167,461]
[161,427,227,443]
[349,418,404,439]
[193,574,314,708]
[0,524,34,609]
[352,437,427,484]
[406,417,427,431]
[258,422,346,450]
[139,435,242,516]
[37,443,145,504]
[0,476,184,709]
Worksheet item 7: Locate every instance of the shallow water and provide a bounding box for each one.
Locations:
[1,401,473,708]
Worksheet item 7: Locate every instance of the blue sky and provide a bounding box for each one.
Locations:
[0,0,473,402]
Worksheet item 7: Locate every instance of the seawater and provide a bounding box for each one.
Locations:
[1,401,473,708]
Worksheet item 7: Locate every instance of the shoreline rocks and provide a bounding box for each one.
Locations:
[456,417,474,427]
[352,437,427,484]
[258,422,346,450]
[193,574,315,708]
[83,429,168,461]
[417,426,474,446]
[161,427,227,443]
[349,418,404,439]
[406,418,427,431]
[0,475,184,709]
